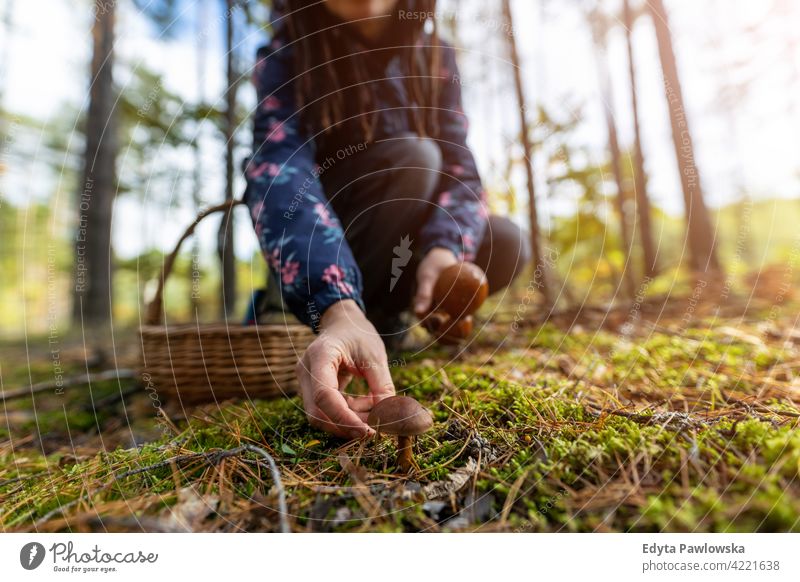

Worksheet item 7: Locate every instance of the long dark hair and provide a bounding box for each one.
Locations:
[280,0,441,142]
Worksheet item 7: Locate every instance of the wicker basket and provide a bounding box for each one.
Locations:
[139,199,315,405]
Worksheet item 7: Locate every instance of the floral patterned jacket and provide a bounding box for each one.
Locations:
[243,28,488,330]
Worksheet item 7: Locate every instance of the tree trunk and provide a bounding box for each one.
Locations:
[648,0,722,275]
[501,0,553,305]
[218,0,237,317]
[623,0,659,278]
[590,14,636,299]
[72,0,117,325]
[191,0,208,319]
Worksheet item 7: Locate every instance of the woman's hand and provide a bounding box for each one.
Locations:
[296,299,395,439]
[413,247,459,317]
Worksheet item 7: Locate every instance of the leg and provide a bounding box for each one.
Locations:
[320,134,442,332]
[474,215,531,295]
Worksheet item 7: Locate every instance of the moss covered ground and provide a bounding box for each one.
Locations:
[2,274,799,532]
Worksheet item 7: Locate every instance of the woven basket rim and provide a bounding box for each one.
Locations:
[139,322,314,332]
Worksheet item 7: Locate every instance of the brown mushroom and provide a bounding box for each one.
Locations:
[432,262,489,320]
[367,396,433,472]
[422,311,474,344]
[420,310,450,334]
[436,315,473,345]
[419,262,487,345]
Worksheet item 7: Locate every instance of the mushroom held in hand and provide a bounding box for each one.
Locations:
[422,311,474,344]
[436,315,473,345]
[422,262,488,344]
[433,262,489,321]
[368,396,433,473]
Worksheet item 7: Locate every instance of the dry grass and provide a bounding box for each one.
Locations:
[2,274,800,532]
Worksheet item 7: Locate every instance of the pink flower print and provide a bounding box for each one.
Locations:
[250,201,264,222]
[249,161,281,180]
[314,203,337,228]
[439,191,452,206]
[267,120,286,143]
[478,201,490,219]
[265,247,280,270]
[261,95,281,112]
[448,164,465,177]
[462,233,476,251]
[247,161,269,179]
[322,264,354,296]
[281,260,299,285]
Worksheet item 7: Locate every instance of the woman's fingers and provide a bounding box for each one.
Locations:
[298,300,403,438]
[312,385,365,430]
[361,359,395,403]
[414,248,458,316]
[345,394,375,413]
[309,366,369,439]
[298,343,370,440]
[306,406,372,439]
[414,269,436,315]
[337,370,353,392]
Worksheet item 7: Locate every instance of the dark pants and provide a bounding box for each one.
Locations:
[319,134,530,336]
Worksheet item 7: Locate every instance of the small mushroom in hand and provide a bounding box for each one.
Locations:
[433,262,489,321]
[420,262,488,344]
[436,315,473,345]
[422,311,474,344]
[367,396,433,473]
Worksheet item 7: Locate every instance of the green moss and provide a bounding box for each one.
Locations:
[4,290,800,531]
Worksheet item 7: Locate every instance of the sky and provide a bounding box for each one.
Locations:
[1,0,799,261]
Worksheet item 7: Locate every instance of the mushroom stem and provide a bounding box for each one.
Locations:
[396,435,414,472]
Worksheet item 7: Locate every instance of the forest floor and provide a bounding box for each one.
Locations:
[2,272,800,532]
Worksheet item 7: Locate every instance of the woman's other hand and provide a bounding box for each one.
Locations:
[413,247,459,317]
[296,300,395,439]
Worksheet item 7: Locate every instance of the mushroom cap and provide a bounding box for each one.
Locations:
[433,263,489,320]
[367,396,433,436]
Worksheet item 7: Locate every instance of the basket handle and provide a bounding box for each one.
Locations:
[145,199,245,326]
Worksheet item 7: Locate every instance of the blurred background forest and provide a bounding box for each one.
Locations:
[1,0,799,340]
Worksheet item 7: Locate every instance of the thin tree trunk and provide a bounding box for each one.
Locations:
[72,0,117,325]
[648,0,722,275]
[191,0,208,319]
[501,0,552,305]
[623,0,659,278]
[218,0,237,317]
[590,14,636,299]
